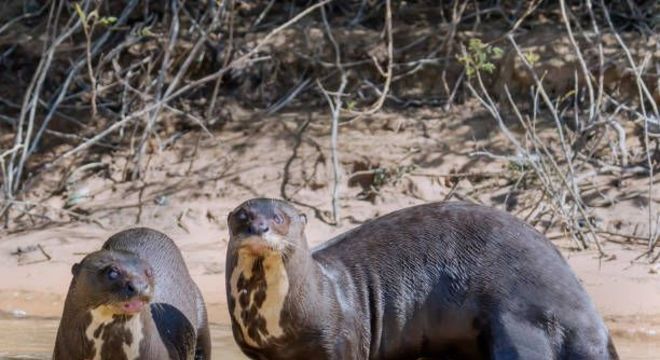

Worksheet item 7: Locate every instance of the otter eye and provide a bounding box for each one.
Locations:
[236,210,248,222]
[107,267,120,281]
[273,213,284,225]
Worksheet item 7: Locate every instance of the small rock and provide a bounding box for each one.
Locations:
[154,195,168,206]
[406,176,438,201]
[206,210,218,223]
[11,309,27,318]
[65,187,91,208]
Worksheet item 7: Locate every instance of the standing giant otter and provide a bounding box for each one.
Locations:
[53,227,211,360]
[225,198,618,359]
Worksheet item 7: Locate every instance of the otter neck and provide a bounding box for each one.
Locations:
[55,292,155,360]
[84,305,147,360]
[228,238,327,348]
[280,245,335,327]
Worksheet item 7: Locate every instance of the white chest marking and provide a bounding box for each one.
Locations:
[84,305,143,360]
[230,250,289,347]
[122,313,143,360]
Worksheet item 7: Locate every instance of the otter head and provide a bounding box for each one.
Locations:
[71,250,154,316]
[227,198,307,257]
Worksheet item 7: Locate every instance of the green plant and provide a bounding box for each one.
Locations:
[73,3,117,117]
[524,50,540,65]
[73,3,115,27]
[357,164,417,201]
[458,38,503,77]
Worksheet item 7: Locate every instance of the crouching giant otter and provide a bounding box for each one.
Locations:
[225,199,617,359]
[53,227,211,360]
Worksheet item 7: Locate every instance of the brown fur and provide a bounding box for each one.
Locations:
[53,228,211,360]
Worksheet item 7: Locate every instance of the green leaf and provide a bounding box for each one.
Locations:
[99,16,117,26]
[482,63,495,73]
[139,26,155,37]
[492,47,504,59]
[73,2,86,23]
[524,51,540,65]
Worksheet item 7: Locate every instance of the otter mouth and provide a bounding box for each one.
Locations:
[109,298,150,315]
[239,241,274,256]
[237,236,280,256]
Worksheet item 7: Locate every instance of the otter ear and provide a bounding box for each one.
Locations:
[299,213,307,224]
[71,263,81,276]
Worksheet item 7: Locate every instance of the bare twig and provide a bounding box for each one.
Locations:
[464,38,605,254]
[559,0,595,123]
[319,2,347,225]
[9,0,140,200]
[136,0,181,179]
[207,0,233,119]
[52,1,330,166]
[600,1,658,254]
[600,1,659,118]
[37,244,52,261]
[346,0,393,119]
[76,2,100,117]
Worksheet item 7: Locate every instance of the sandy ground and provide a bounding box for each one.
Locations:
[1,106,659,358]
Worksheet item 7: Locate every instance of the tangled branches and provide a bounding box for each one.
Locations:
[0,1,657,259]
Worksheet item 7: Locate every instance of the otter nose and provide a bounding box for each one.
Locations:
[124,279,150,298]
[248,218,269,235]
[126,281,136,296]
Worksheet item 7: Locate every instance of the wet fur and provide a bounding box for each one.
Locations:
[226,200,618,360]
[53,228,211,360]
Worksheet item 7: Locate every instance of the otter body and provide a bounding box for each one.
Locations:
[53,228,211,360]
[225,199,617,359]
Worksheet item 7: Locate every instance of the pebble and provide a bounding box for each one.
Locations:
[11,309,27,318]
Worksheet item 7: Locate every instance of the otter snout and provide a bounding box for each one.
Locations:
[246,216,270,235]
[123,277,151,299]
[109,271,153,315]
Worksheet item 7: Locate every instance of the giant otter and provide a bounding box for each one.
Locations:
[225,198,618,359]
[53,227,211,360]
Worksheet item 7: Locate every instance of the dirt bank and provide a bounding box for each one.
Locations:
[1,109,659,358]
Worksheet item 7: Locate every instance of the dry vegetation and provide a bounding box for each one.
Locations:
[0,0,658,261]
